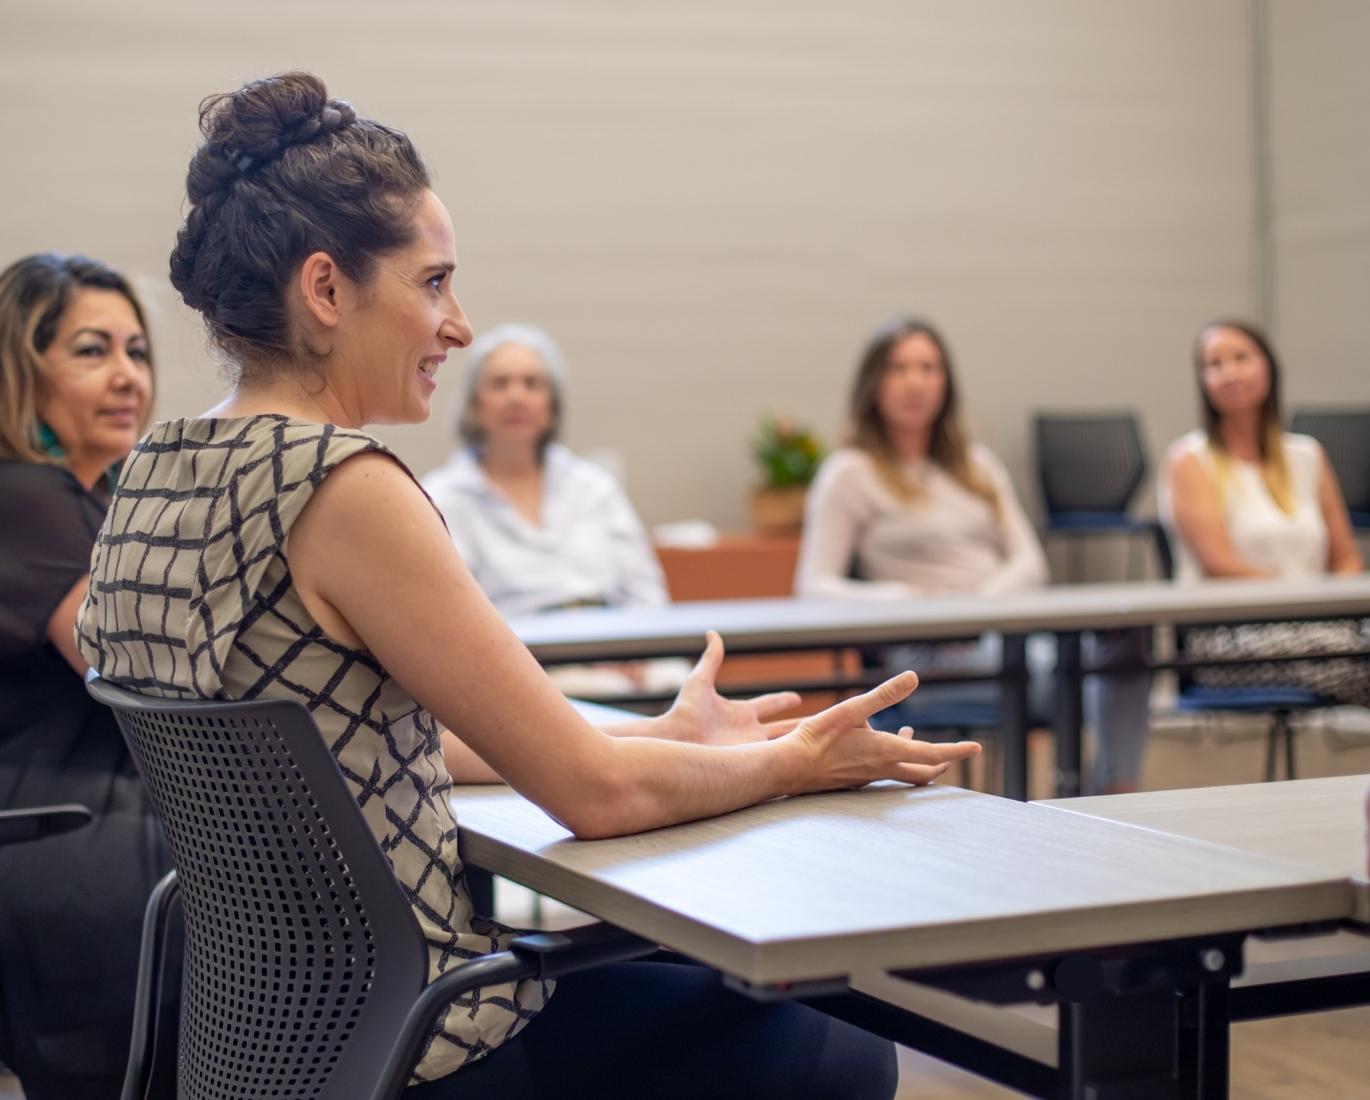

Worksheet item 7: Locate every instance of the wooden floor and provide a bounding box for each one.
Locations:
[3,715,1368,1098]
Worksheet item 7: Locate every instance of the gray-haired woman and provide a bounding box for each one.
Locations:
[422,322,669,615]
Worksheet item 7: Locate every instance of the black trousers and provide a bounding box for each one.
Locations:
[406,958,899,1100]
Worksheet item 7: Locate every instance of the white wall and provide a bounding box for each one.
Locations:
[0,0,1259,528]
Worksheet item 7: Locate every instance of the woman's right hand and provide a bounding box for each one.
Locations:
[781,671,981,793]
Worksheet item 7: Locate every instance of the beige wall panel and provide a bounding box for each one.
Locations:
[1,0,1256,528]
[1265,1,1370,409]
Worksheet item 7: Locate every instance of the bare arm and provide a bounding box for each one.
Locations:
[1167,451,1267,578]
[1315,447,1364,575]
[977,453,1049,596]
[288,454,978,838]
[45,575,90,676]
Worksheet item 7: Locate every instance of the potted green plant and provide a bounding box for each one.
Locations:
[749,416,825,534]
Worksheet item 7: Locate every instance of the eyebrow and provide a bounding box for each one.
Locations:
[70,327,147,343]
[423,262,457,276]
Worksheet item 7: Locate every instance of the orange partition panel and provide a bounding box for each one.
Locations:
[656,534,859,714]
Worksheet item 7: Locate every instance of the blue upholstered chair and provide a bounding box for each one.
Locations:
[1034,413,1156,581]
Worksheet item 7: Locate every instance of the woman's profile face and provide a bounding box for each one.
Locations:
[472,343,554,450]
[1198,325,1271,419]
[36,288,152,484]
[875,331,947,437]
[340,189,473,426]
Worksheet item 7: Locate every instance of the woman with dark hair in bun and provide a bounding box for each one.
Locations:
[78,71,977,1098]
[0,253,174,1099]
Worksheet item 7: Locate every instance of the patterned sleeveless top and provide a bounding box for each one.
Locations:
[76,415,552,1083]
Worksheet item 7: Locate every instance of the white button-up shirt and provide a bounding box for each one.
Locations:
[421,444,669,615]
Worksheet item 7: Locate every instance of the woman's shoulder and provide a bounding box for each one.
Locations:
[965,441,1009,477]
[146,415,394,481]
[1162,430,1209,469]
[0,457,81,499]
[0,458,93,526]
[815,447,877,482]
[545,444,624,497]
[419,446,483,497]
[1281,431,1323,463]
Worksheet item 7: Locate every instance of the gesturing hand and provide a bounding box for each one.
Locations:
[666,631,803,746]
[782,671,981,792]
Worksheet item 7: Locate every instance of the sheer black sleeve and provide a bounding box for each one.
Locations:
[0,461,105,657]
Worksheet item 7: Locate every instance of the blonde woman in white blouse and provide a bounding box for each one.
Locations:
[797,316,1153,792]
[1159,320,1365,704]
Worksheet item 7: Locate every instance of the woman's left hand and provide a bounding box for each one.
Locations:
[665,631,803,745]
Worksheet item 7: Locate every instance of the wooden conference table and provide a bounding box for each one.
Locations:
[454,769,1370,1098]
[510,575,1370,799]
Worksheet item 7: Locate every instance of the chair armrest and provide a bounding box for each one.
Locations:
[0,804,92,847]
[371,923,655,1100]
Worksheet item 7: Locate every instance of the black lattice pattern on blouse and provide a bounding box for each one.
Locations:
[77,417,552,1080]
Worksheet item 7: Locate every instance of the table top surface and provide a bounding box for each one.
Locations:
[453,780,1354,985]
[1038,774,1370,922]
[509,575,1370,661]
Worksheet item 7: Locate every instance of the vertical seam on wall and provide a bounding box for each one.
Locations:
[1250,0,1274,332]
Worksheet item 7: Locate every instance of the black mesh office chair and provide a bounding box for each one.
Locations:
[1152,527,1332,780]
[87,674,653,1100]
[1290,408,1370,530]
[1034,413,1156,581]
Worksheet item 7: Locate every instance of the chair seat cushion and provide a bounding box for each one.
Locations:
[874,701,1003,734]
[1047,511,1153,533]
[1177,685,1331,712]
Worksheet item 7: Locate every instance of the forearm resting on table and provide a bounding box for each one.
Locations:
[445,726,805,837]
[442,711,706,784]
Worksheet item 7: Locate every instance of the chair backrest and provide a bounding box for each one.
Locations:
[1034,413,1148,516]
[1289,407,1370,514]
[87,675,428,1100]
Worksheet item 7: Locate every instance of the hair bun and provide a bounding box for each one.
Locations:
[197,71,354,172]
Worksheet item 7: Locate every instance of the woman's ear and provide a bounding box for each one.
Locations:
[296,251,343,330]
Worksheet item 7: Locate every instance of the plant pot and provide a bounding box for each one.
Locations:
[750,485,808,535]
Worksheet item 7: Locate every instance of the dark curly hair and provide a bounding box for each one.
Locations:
[169,71,430,375]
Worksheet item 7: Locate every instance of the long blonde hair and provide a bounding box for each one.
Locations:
[1194,319,1293,514]
[0,253,155,464]
[846,316,998,512]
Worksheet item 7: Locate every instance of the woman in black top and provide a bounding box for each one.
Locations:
[0,253,169,1099]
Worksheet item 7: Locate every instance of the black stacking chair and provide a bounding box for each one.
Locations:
[1290,408,1370,531]
[1152,527,1332,780]
[1034,413,1156,581]
[0,804,91,846]
[87,674,653,1100]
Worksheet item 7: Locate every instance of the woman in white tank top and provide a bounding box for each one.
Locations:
[1159,320,1366,705]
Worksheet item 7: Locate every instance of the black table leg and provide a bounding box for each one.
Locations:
[466,866,497,917]
[1178,980,1230,1099]
[1054,630,1084,798]
[1001,633,1029,800]
[1059,987,1185,1099]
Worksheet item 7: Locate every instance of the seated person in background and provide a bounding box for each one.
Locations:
[421,323,668,615]
[796,315,1153,793]
[1159,319,1366,704]
[0,253,173,1100]
[79,71,979,1099]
